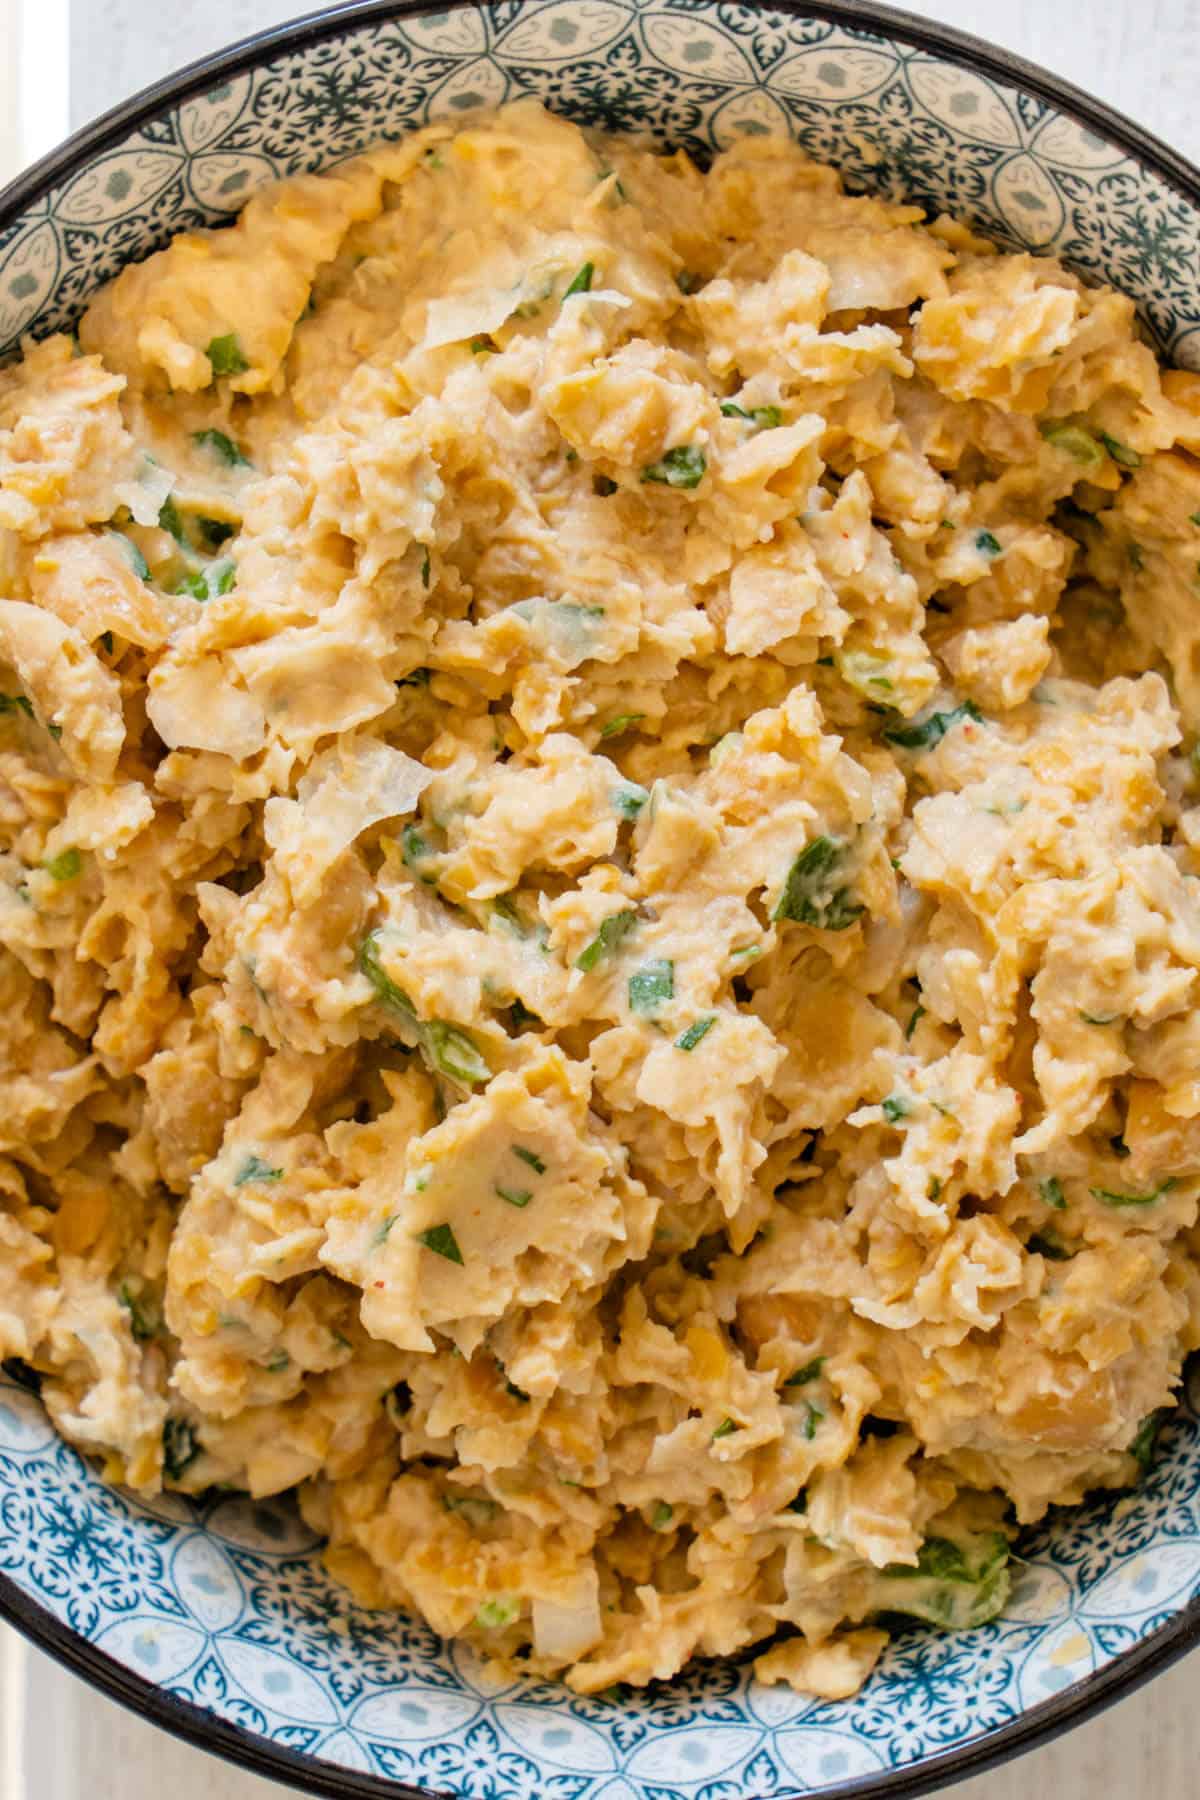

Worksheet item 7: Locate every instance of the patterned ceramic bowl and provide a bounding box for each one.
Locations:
[3,3,1200,1796]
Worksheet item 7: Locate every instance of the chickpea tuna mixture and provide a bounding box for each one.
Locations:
[4,99,1200,1698]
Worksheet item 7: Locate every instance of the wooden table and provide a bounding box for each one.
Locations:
[1,0,1197,1793]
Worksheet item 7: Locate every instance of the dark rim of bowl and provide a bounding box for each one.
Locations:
[2,1,1200,1796]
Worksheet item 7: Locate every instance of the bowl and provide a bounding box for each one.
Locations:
[3,3,1200,1796]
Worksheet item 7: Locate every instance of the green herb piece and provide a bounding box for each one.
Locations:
[801,1401,824,1440]
[428,1022,491,1086]
[628,957,674,1014]
[1040,422,1105,467]
[1191,511,1200,527]
[1039,1176,1066,1211]
[773,835,863,930]
[358,929,415,1017]
[234,1153,284,1187]
[1099,431,1140,468]
[675,271,697,294]
[495,1184,532,1209]
[874,1532,1010,1630]
[676,1015,716,1051]
[469,335,496,355]
[118,1282,160,1342]
[1090,1178,1176,1209]
[905,1004,926,1040]
[371,1215,398,1247]
[174,556,237,601]
[881,1095,910,1124]
[650,1501,674,1529]
[0,693,33,718]
[99,631,114,654]
[443,1491,498,1523]
[600,712,644,738]
[975,529,1002,557]
[563,261,595,298]
[476,1597,520,1629]
[158,495,186,542]
[730,944,762,962]
[266,1350,290,1373]
[785,1357,826,1387]
[400,822,437,885]
[162,1417,200,1480]
[206,333,249,377]
[712,1417,738,1440]
[193,427,251,467]
[593,474,618,496]
[1129,1410,1167,1473]
[612,782,649,821]
[883,700,983,752]
[1027,1232,1070,1260]
[565,447,579,463]
[107,530,150,579]
[44,847,81,882]
[641,444,707,490]
[47,723,62,741]
[417,1222,464,1264]
[575,909,637,973]
[720,401,782,428]
[513,1145,545,1174]
[928,1177,943,1201]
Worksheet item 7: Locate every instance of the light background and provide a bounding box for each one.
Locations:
[1,0,1198,1794]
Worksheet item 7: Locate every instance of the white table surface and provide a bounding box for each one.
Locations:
[2,0,1198,1794]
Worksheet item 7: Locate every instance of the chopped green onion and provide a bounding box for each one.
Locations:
[575,909,637,973]
[600,712,645,738]
[469,335,495,355]
[206,333,249,377]
[476,1597,520,1629]
[266,1350,290,1373]
[785,1357,825,1387]
[1129,1410,1166,1473]
[1099,431,1141,468]
[107,530,150,579]
[905,1004,926,1040]
[417,1222,464,1264]
[193,427,251,467]
[234,1153,283,1187]
[773,835,863,930]
[881,1095,910,1124]
[563,261,595,298]
[0,693,33,717]
[44,847,81,882]
[513,1146,545,1174]
[1079,1010,1119,1025]
[158,495,186,542]
[675,1015,716,1051]
[883,700,983,752]
[628,958,674,1015]
[99,632,114,654]
[1039,1176,1066,1210]
[720,402,782,429]
[641,445,707,490]
[650,1502,674,1528]
[427,1022,491,1086]
[372,1215,398,1247]
[975,529,1002,557]
[1040,422,1105,466]
[712,1417,738,1440]
[1090,1178,1176,1209]
[495,1184,532,1209]
[612,782,649,821]
[801,1401,824,1440]
[358,929,415,1017]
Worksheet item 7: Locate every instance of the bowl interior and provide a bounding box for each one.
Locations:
[3,4,1200,1798]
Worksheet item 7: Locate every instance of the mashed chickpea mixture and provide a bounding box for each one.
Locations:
[6,98,1200,1698]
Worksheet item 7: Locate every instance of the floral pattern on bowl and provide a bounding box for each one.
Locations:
[3,3,1200,1797]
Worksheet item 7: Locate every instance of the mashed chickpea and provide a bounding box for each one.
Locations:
[3,98,1200,1698]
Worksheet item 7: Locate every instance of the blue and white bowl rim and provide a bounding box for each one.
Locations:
[1,2,1199,1796]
